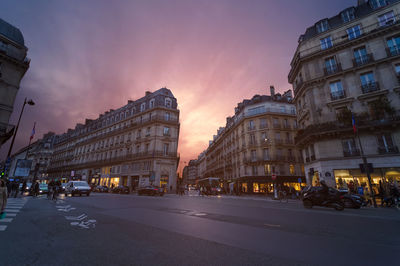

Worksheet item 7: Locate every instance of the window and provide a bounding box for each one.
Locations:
[353,47,368,65]
[249,134,256,145]
[146,127,150,136]
[316,19,329,33]
[329,81,345,100]
[395,64,400,75]
[370,0,387,9]
[360,72,377,93]
[165,98,172,108]
[342,138,359,156]
[165,112,170,121]
[341,8,355,22]
[163,127,170,136]
[261,132,268,143]
[377,133,396,153]
[163,143,169,155]
[347,25,361,40]
[324,57,338,74]
[378,11,395,27]
[252,165,258,175]
[149,99,155,108]
[248,120,255,130]
[263,148,270,160]
[251,150,257,162]
[289,165,295,175]
[320,36,333,50]
[273,118,279,127]
[387,35,400,56]
[145,143,149,153]
[259,118,267,129]
[264,164,271,175]
[137,129,141,138]
[140,102,146,112]
[310,145,316,160]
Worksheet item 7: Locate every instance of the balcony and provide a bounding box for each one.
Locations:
[361,82,379,94]
[273,124,281,129]
[378,145,399,154]
[287,155,297,162]
[247,126,256,131]
[386,46,400,57]
[343,149,361,157]
[330,90,346,101]
[323,63,342,76]
[352,54,374,67]
[310,155,316,161]
[275,155,286,161]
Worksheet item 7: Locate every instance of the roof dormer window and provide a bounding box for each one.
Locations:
[140,102,146,112]
[165,98,172,108]
[369,0,387,9]
[341,8,355,23]
[316,19,329,33]
[149,98,155,108]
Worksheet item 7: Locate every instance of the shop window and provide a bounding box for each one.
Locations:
[264,164,271,175]
[290,164,295,175]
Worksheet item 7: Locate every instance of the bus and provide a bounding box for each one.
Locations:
[197,177,222,195]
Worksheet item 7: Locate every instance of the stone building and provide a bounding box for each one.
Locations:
[0,18,30,147]
[288,0,400,189]
[47,88,180,190]
[195,87,305,194]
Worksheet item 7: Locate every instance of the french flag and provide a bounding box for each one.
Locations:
[30,122,36,141]
[351,114,357,134]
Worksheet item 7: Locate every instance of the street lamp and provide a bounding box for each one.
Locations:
[5,97,35,168]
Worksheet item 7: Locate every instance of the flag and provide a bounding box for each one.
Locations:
[30,122,36,141]
[351,114,357,134]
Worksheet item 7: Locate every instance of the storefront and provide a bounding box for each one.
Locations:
[238,176,306,194]
[334,167,400,194]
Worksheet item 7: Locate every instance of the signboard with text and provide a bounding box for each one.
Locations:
[14,159,32,177]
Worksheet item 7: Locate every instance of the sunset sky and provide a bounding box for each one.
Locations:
[1,0,351,169]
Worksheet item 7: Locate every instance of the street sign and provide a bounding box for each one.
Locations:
[271,174,276,180]
[298,178,302,183]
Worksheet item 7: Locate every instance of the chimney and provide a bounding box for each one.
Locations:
[145,91,151,96]
[270,85,275,97]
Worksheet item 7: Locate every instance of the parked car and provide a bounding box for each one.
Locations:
[94,185,109,193]
[112,186,130,194]
[137,186,164,196]
[64,181,91,196]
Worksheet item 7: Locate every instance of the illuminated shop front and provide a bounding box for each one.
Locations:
[238,176,306,194]
[334,168,400,193]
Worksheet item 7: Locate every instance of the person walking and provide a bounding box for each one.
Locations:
[21,180,27,196]
[34,181,39,197]
[0,179,8,219]
[6,180,11,198]
[12,181,19,198]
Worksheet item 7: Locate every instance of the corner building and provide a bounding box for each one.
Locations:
[198,88,305,194]
[288,0,400,189]
[48,88,179,190]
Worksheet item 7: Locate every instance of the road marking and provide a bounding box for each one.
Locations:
[264,223,281,228]
[4,209,19,213]
[65,214,87,221]
[0,218,13,223]
[194,213,207,216]
[0,225,7,231]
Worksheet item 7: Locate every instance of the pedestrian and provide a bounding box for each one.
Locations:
[6,180,11,198]
[48,180,54,200]
[21,180,27,196]
[0,179,8,219]
[12,181,19,198]
[34,181,39,197]
[378,181,385,207]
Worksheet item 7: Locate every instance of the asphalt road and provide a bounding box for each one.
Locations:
[0,192,399,266]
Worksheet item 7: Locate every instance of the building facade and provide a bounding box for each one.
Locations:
[0,18,30,147]
[288,0,400,190]
[47,88,180,190]
[194,87,305,194]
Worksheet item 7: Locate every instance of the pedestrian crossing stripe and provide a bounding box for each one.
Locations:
[0,218,13,223]
[0,225,7,231]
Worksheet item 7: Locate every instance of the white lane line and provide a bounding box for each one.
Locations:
[4,209,19,213]
[0,225,7,231]
[0,218,13,223]
[6,213,17,217]
[264,223,281,228]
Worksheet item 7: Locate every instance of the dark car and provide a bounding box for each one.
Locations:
[94,185,109,193]
[137,186,164,196]
[112,186,130,194]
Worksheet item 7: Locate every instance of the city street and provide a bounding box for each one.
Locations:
[0,192,399,266]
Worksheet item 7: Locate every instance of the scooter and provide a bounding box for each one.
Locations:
[302,186,344,211]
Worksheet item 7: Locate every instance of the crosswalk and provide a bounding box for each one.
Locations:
[0,197,29,232]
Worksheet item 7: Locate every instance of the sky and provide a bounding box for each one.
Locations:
[1,0,351,170]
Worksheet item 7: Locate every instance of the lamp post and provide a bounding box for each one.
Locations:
[4,98,35,176]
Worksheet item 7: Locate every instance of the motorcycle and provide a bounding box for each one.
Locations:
[302,186,344,211]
